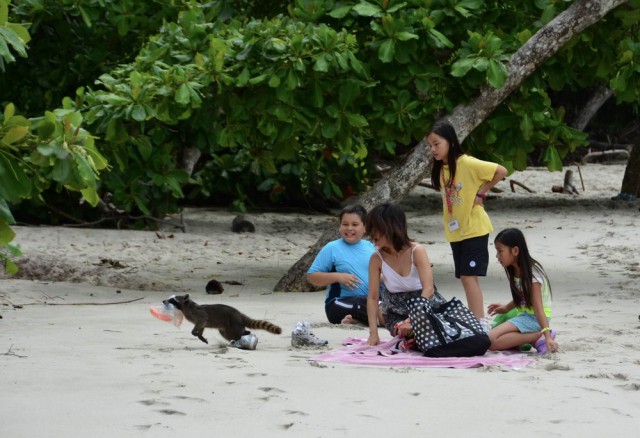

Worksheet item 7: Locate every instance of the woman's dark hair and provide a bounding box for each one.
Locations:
[365,203,412,252]
[339,204,367,223]
[428,122,464,191]
[494,228,552,307]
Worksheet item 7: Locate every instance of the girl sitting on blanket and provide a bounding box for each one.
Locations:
[365,203,444,346]
[487,228,559,354]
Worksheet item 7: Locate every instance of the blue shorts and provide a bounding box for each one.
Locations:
[450,234,489,278]
[509,313,550,333]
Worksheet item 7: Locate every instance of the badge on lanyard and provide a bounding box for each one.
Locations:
[448,219,460,232]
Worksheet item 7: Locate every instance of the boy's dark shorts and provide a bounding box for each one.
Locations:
[450,234,489,278]
[325,296,368,324]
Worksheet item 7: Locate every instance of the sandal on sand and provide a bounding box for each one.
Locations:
[534,330,556,354]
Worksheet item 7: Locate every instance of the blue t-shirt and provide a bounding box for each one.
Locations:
[307,238,375,302]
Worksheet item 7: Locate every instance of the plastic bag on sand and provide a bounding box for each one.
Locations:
[149,303,184,327]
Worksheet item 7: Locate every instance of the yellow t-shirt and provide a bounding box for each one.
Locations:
[440,155,498,242]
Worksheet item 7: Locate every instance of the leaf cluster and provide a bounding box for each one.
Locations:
[0,102,107,272]
[2,0,640,226]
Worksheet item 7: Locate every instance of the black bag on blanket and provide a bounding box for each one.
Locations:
[408,296,490,357]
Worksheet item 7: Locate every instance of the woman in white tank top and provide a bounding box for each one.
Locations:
[365,203,443,346]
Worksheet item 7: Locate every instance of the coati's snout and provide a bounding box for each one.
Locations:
[163,294,189,310]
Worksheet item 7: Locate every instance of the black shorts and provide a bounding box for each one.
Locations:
[325,296,368,324]
[450,234,489,278]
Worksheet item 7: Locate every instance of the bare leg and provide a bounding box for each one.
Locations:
[488,322,540,351]
[341,314,356,324]
[460,275,484,319]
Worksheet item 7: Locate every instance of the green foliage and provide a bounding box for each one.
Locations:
[451,31,509,88]
[0,99,107,272]
[1,0,639,228]
[0,0,31,71]
[0,0,183,113]
[610,37,640,103]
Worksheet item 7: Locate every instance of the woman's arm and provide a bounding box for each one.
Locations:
[366,254,382,346]
[413,245,434,299]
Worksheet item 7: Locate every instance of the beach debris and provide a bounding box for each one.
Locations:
[231,215,255,233]
[582,148,630,164]
[291,321,328,348]
[93,258,129,269]
[223,280,244,286]
[509,180,535,193]
[205,279,224,294]
[552,169,580,195]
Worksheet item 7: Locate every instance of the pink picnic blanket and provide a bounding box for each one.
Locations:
[313,337,535,369]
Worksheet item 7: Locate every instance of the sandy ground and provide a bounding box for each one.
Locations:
[1,163,639,437]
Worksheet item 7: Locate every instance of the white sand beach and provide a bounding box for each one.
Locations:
[1,163,639,437]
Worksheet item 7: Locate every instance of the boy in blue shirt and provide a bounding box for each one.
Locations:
[308,205,383,325]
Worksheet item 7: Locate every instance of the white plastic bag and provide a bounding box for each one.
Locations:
[149,303,184,327]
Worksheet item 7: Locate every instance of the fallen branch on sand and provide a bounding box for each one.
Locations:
[21,296,146,306]
[2,344,27,358]
[509,180,535,193]
[582,149,630,164]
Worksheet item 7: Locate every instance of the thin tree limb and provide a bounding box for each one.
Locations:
[20,296,145,306]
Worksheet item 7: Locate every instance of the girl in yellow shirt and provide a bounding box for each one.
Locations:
[427,123,507,329]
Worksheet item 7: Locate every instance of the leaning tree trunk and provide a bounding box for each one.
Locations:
[619,143,640,199]
[273,142,432,292]
[571,84,615,131]
[274,0,629,292]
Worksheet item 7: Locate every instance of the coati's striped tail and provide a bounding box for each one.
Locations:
[246,318,282,334]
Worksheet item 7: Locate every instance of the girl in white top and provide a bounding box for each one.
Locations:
[365,203,442,346]
[488,228,558,354]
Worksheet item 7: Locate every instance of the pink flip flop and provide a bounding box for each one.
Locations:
[534,330,556,354]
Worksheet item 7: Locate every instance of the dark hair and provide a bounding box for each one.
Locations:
[365,203,412,253]
[428,122,464,191]
[339,204,367,223]
[494,228,552,307]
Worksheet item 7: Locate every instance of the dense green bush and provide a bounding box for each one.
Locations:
[2,0,640,226]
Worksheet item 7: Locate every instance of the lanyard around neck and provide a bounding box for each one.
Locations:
[442,170,454,214]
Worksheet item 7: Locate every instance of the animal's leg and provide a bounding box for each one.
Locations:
[192,324,208,344]
[222,323,247,342]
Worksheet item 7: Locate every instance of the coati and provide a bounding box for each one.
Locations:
[163,294,281,344]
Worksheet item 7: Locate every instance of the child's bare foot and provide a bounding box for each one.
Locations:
[341,315,357,324]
